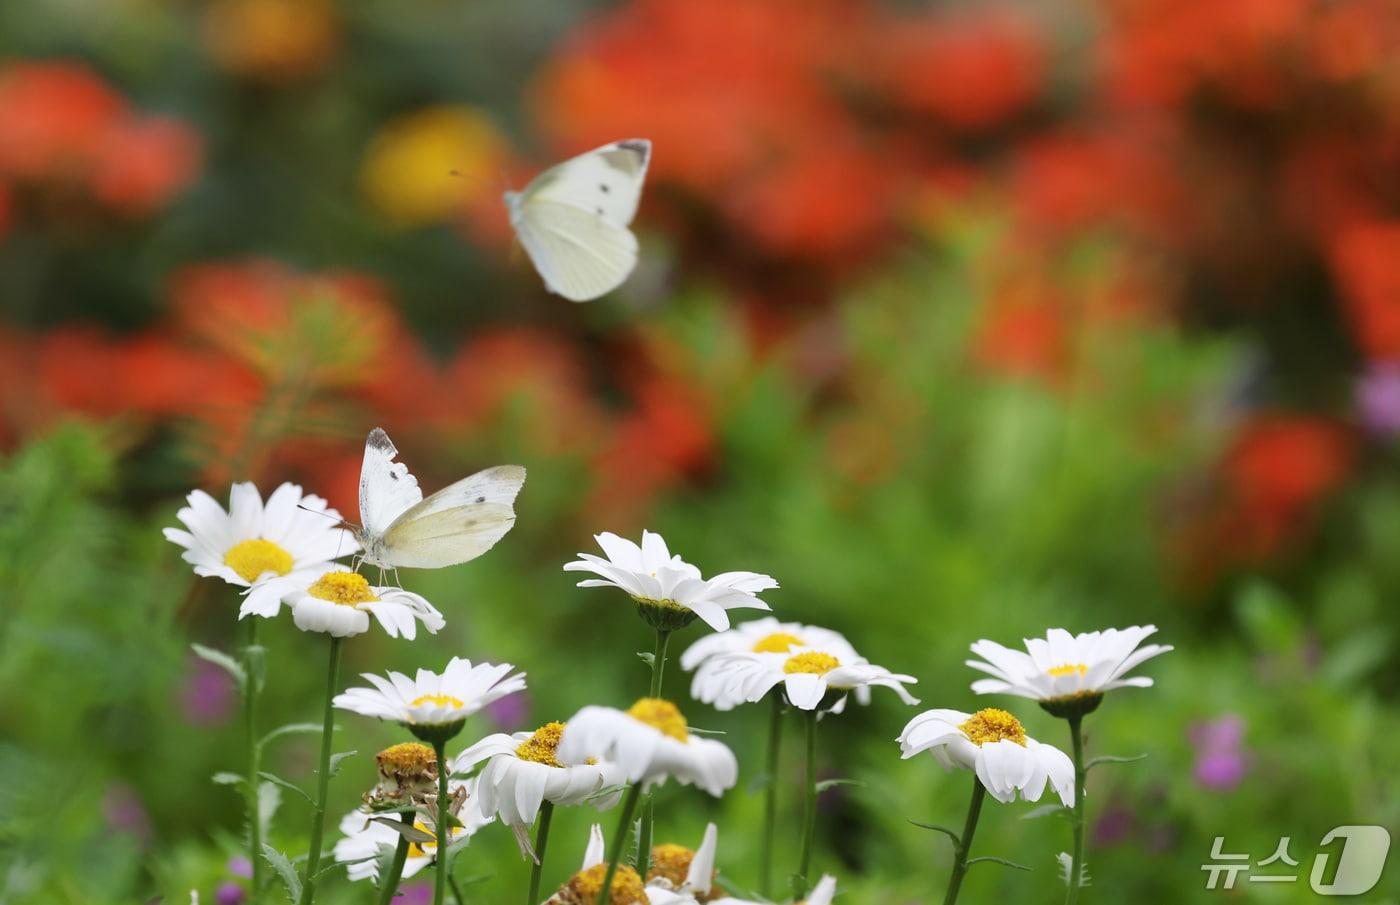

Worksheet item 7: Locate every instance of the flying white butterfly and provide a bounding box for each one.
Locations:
[504,138,651,302]
[352,427,526,570]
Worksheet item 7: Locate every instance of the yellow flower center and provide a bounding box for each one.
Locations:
[1048,663,1088,677]
[223,538,293,583]
[568,863,646,905]
[410,694,465,710]
[647,843,696,890]
[959,708,1027,747]
[783,652,840,676]
[516,722,566,767]
[306,570,378,606]
[626,698,689,742]
[752,632,804,653]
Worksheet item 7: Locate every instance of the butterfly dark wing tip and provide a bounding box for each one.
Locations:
[367,427,396,452]
[617,138,651,161]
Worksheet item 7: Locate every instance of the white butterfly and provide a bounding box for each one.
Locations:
[352,427,526,570]
[504,138,651,302]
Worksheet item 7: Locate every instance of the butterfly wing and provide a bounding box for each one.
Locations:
[358,428,423,539]
[508,138,650,302]
[378,465,526,569]
[514,202,639,302]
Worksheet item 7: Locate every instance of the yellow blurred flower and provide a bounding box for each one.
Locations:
[359,105,508,227]
[204,0,339,81]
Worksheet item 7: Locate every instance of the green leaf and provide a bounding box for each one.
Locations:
[258,771,314,806]
[328,750,358,777]
[815,777,864,792]
[260,722,324,750]
[370,817,435,844]
[968,855,1031,872]
[909,820,960,847]
[687,726,727,736]
[637,652,655,666]
[1085,753,1147,772]
[192,643,246,689]
[1020,803,1069,821]
[261,844,302,903]
[586,783,629,803]
[211,772,245,788]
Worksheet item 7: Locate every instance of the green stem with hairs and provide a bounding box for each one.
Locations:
[433,739,452,905]
[376,811,415,905]
[1064,715,1087,905]
[794,709,818,898]
[635,628,671,879]
[526,801,554,905]
[758,692,783,898]
[941,777,987,905]
[243,618,264,902]
[595,783,643,905]
[297,635,343,905]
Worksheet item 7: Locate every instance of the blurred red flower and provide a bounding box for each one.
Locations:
[873,11,1045,130]
[88,117,202,217]
[0,61,127,182]
[1330,221,1400,359]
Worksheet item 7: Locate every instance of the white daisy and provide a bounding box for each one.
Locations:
[644,823,718,901]
[334,657,527,740]
[332,776,493,883]
[563,531,777,632]
[557,699,737,797]
[967,625,1172,715]
[681,618,867,710]
[163,481,355,618]
[700,647,918,712]
[898,707,1075,806]
[280,569,445,639]
[709,874,836,905]
[454,721,624,829]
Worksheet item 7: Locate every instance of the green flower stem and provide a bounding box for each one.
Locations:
[432,739,454,905]
[448,873,466,905]
[758,692,783,898]
[649,628,672,697]
[297,635,343,905]
[635,628,671,880]
[595,783,643,905]
[526,801,555,905]
[1065,715,1087,905]
[795,709,818,898]
[377,810,415,905]
[243,618,264,902]
[941,776,987,905]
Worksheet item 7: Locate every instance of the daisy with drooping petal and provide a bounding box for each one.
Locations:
[280,569,446,639]
[455,721,624,902]
[898,708,1075,806]
[709,874,837,905]
[699,646,919,713]
[332,775,493,883]
[557,699,737,797]
[966,626,1170,905]
[564,531,777,634]
[967,625,1172,715]
[334,657,527,741]
[457,722,624,828]
[164,481,356,618]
